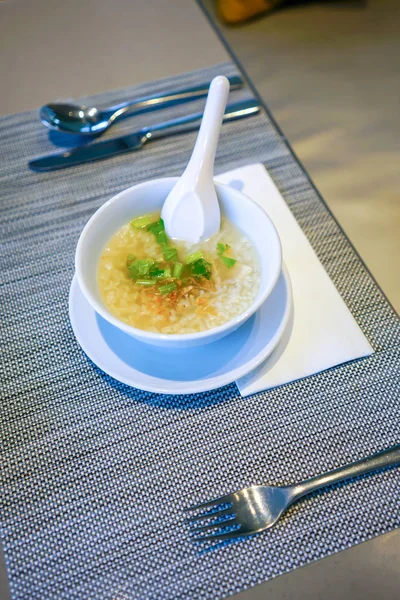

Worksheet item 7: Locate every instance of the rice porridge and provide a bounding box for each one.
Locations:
[97,212,260,334]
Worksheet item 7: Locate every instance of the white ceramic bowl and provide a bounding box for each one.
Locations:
[75,177,282,348]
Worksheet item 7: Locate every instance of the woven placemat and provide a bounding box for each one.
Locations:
[1,62,399,600]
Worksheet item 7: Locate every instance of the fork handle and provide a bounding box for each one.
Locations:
[292,445,400,500]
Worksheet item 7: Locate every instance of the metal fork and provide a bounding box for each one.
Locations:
[185,445,400,543]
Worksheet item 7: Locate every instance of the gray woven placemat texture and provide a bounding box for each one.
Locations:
[1,62,399,600]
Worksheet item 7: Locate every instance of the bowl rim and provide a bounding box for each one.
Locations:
[75,177,282,343]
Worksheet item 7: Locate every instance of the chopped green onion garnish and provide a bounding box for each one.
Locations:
[221,256,236,269]
[147,219,169,246]
[149,266,164,278]
[131,216,152,229]
[157,230,168,245]
[186,250,204,265]
[163,267,172,279]
[216,242,237,268]
[217,242,231,255]
[159,282,177,295]
[162,245,178,262]
[191,258,212,280]
[135,280,155,287]
[173,262,183,278]
[147,219,165,235]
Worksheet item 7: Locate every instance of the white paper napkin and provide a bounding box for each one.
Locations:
[215,164,373,397]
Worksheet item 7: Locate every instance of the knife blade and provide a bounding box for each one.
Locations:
[29,99,260,172]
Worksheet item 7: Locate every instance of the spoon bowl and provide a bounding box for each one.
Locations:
[40,103,109,135]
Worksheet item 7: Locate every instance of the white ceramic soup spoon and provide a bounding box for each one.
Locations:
[161,75,230,243]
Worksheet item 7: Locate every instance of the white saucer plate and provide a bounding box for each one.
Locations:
[69,265,292,395]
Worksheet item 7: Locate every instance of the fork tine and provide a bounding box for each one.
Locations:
[185,506,234,524]
[190,515,238,534]
[191,528,247,543]
[184,493,233,513]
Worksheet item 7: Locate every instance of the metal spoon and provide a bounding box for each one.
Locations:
[40,76,243,136]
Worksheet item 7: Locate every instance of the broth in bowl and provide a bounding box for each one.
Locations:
[97,212,261,334]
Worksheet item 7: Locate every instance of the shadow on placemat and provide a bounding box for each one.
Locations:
[91,362,239,410]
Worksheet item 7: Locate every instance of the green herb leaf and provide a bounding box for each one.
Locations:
[186,250,204,265]
[191,258,212,280]
[220,256,236,269]
[127,264,140,278]
[135,259,157,275]
[173,262,183,278]
[128,258,158,278]
[159,282,177,295]
[162,245,178,262]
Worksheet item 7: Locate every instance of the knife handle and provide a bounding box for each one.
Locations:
[105,75,243,120]
[140,98,260,144]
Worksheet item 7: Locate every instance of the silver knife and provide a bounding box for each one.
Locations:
[29,99,260,172]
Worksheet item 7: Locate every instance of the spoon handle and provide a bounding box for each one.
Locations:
[181,75,230,182]
[104,75,243,120]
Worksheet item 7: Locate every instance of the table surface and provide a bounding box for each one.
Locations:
[0,1,398,599]
[202,0,400,315]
